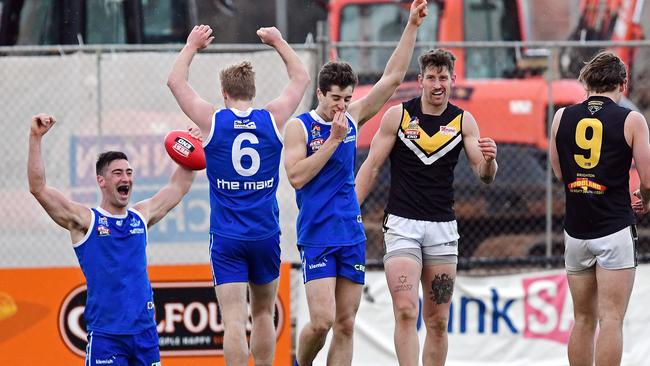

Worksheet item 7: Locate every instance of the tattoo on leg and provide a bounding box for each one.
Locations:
[393,275,413,292]
[429,274,454,304]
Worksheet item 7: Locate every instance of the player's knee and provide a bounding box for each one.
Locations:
[394,303,419,323]
[311,315,334,335]
[573,311,597,326]
[250,302,275,319]
[423,314,449,338]
[333,315,356,338]
[598,313,625,327]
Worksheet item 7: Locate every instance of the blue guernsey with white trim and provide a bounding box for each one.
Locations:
[294,110,366,247]
[74,207,155,334]
[204,107,283,240]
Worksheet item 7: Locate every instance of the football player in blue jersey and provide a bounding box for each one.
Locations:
[28,113,197,366]
[282,1,428,365]
[167,25,309,366]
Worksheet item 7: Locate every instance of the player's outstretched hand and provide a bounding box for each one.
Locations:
[330,111,348,142]
[187,125,203,142]
[257,27,283,47]
[409,0,428,27]
[479,137,497,162]
[187,24,214,51]
[30,114,56,137]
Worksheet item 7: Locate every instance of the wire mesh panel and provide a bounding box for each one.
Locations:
[0,45,317,268]
[349,42,650,271]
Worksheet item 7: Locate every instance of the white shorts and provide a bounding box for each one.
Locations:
[383,214,459,265]
[564,225,637,274]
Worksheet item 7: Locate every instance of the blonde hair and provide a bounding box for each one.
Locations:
[220,61,256,100]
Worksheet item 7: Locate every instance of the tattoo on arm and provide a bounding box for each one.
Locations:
[429,273,454,304]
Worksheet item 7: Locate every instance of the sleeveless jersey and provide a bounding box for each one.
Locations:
[556,95,635,239]
[74,207,154,334]
[204,108,283,240]
[385,98,465,221]
[295,110,366,246]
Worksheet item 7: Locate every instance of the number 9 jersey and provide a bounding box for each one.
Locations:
[556,95,635,239]
[204,108,283,240]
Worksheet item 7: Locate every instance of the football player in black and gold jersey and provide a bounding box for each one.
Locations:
[550,51,650,366]
[356,49,497,366]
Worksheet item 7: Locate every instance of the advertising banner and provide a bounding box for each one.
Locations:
[295,265,650,366]
[0,264,292,365]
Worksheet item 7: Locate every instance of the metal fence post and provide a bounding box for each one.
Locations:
[545,47,556,263]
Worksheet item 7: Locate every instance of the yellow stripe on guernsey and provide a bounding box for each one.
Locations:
[398,109,462,165]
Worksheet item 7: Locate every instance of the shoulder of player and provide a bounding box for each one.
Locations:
[380,104,403,131]
[625,110,648,131]
[284,118,308,142]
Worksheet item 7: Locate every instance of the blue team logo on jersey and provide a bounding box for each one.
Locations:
[311,123,321,138]
[98,216,108,226]
[130,217,141,227]
[97,226,110,236]
[234,119,256,129]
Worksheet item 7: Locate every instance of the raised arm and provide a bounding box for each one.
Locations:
[28,114,91,242]
[462,112,498,184]
[284,112,348,189]
[133,127,199,227]
[356,105,400,204]
[259,27,311,130]
[348,0,428,126]
[167,24,216,136]
[549,108,564,181]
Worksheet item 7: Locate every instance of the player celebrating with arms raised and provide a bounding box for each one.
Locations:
[283,1,428,365]
[167,25,310,366]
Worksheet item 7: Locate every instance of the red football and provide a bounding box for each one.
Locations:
[164,130,206,170]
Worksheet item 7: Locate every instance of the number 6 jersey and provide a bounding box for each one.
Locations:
[556,95,635,239]
[204,108,283,240]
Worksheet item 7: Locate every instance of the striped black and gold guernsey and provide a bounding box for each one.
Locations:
[556,95,635,239]
[385,97,464,221]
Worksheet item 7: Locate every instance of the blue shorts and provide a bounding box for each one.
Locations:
[85,327,160,366]
[299,242,366,284]
[210,233,281,285]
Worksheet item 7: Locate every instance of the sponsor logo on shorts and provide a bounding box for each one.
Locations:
[308,261,327,270]
[59,282,285,357]
[356,215,363,223]
[95,356,115,364]
[354,264,365,272]
[151,362,161,366]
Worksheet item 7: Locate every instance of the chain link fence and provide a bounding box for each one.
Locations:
[2,41,650,273]
[348,41,650,271]
[0,44,317,268]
